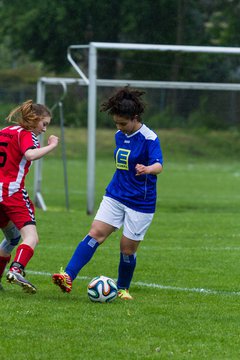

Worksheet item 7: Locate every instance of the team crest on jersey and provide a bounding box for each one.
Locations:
[116,148,130,170]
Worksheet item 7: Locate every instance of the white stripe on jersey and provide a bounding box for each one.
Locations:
[22,189,35,222]
[122,124,157,141]
[139,124,157,141]
[0,183,2,202]
[31,133,39,148]
[8,156,27,197]
[7,125,22,131]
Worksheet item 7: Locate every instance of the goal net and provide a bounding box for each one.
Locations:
[36,42,240,213]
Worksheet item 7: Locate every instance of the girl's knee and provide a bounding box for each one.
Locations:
[89,222,113,243]
[89,229,105,243]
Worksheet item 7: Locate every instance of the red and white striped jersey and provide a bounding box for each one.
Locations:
[0,125,39,201]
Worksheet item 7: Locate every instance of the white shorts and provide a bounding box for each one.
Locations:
[94,196,154,241]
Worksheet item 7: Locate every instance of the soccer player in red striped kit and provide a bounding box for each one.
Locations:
[0,100,58,293]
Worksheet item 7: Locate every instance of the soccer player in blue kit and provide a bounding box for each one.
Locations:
[52,87,163,300]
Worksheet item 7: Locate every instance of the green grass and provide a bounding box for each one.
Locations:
[1,128,240,359]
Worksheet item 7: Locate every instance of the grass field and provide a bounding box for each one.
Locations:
[1,128,240,359]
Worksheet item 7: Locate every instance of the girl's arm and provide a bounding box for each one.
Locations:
[24,135,59,161]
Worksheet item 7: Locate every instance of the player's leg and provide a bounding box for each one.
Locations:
[52,220,115,293]
[4,190,38,293]
[66,220,114,278]
[0,221,21,289]
[7,224,38,294]
[0,204,21,290]
[117,235,139,300]
[117,208,154,300]
[52,196,122,293]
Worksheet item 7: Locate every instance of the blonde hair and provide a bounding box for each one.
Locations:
[6,99,51,130]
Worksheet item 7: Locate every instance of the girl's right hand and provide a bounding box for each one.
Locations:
[48,135,59,147]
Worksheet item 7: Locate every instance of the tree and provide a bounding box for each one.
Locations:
[1,0,240,128]
[0,0,121,73]
[0,0,221,77]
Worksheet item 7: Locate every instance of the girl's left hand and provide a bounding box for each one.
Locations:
[135,164,148,176]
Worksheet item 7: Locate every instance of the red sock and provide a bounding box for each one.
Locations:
[13,244,34,268]
[0,255,11,277]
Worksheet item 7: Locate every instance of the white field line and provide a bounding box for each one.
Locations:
[27,270,240,297]
[38,245,240,251]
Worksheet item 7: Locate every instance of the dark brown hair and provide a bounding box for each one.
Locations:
[7,99,51,130]
[100,87,146,120]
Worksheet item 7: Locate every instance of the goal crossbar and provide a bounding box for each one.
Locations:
[35,42,240,214]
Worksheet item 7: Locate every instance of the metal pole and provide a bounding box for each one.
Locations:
[87,44,97,214]
[59,101,70,210]
[67,45,90,85]
[34,80,47,211]
[90,42,240,54]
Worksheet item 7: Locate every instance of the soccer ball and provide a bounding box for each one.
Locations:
[87,275,118,303]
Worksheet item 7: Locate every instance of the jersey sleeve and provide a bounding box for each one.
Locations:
[148,137,163,166]
[19,130,39,155]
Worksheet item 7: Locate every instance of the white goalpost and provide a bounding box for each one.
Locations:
[35,42,240,214]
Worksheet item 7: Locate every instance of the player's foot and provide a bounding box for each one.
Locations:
[52,267,72,293]
[118,289,133,300]
[6,267,37,294]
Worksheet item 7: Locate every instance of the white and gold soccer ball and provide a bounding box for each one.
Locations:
[87,275,118,303]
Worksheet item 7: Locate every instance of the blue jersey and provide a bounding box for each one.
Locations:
[105,124,163,213]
